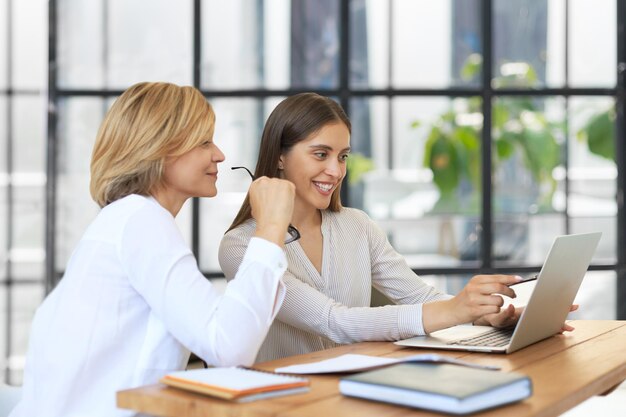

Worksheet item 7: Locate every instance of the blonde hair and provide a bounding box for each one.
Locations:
[90,82,215,207]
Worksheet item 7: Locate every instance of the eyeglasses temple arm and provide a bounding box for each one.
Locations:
[231,166,255,180]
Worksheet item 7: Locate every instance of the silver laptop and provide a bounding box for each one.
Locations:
[395,232,602,354]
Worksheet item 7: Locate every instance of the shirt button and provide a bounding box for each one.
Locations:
[278,262,285,269]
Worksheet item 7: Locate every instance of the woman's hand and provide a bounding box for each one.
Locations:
[557,304,579,332]
[250,176,295,247]
[474,304,579,332]
[450,274,521,324]
[423,274,580,335]
[423,274,521,334]
[559,304,579,332]
[473,304,522,328]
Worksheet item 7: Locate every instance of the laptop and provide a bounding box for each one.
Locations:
[395,232,602,353]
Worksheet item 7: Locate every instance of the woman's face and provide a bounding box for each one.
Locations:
[279,122,350,212]
[162,137,225,202]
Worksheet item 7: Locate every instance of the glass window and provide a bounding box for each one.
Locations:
[347,96,388,217]
[388,0,482,89]
[491,0,617,89]
[349,0,379,89]
[12,0,46,90]
[2,0,47,386]
[202,0,266,90]
[391,97,483,219]
[571,271,617,320]
[352,97,484,266]
[58,0,193,89]
[290,0,340,89]
[568,97,616,263]
[349,97,389,169]
[0,287,6,369]
[199,98,266,271]
[58,0,106,88]
[0,195,6,281]
[202,0,340,90]
[108,0,192,87]
[9,284,44,384]
[0,96,6,176]
[12,96,45,281]
[493,0,551,89]
[12,185,45,281]
[13,96,45,174]
[0,98,5,281]
[56,98,105,269]
[0,0,7,90]
[568,0,617,87]
[492,96,566,265]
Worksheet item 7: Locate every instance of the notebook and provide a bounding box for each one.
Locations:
[160,367,310,403]
[339,362,532,415]
[395,232,601,353]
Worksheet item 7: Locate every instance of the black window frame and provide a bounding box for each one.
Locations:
[43,0,626,306]
[0,0,621,385]
[36,0,626,358]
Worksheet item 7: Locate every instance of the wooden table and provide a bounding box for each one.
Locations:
[117,320,626,417]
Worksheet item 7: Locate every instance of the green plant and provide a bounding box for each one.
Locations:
[346,152,375,186]
[577,107,615,161]
[417,55,563,213]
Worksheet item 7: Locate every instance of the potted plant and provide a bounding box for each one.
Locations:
[417,55,562,215]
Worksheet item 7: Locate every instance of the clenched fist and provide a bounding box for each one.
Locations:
[250,176,295,247]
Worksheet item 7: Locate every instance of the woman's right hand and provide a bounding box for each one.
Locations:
[423,274,522,334]
[450,274,521,324]
[250,176,295,247]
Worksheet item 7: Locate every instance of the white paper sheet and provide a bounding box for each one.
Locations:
[274,353,500,374]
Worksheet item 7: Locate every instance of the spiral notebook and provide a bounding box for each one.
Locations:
[160,367,310,403]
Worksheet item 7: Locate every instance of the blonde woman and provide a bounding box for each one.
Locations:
[11,82,295,417]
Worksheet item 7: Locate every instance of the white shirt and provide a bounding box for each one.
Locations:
[11,194,287,417]
[219,208,451,362]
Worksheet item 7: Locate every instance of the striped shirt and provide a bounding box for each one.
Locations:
[219,207,451,363]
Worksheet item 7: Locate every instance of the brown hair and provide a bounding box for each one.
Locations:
[227,92,351,232]
[90,82,215,207]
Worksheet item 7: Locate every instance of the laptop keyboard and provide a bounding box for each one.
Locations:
[448,327,515,348]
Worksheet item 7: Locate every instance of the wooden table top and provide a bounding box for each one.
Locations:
[117,320,626,417]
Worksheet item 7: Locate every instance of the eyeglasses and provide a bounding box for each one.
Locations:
[231,166,301,244]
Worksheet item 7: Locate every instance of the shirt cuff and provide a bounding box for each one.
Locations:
[397,304,426,338]
[244,237,288,271]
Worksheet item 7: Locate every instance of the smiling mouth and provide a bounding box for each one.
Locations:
[313,182,334,193]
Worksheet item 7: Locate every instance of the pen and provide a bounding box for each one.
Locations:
[509,274,538,286]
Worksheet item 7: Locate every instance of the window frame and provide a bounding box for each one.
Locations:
[39,0,626,326]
